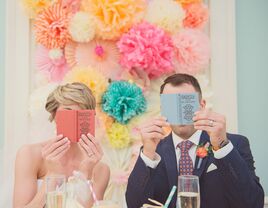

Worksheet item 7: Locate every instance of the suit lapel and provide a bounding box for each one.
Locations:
[162,134,178,189]
[193,131,211,177]
[162,134,178,208]
[161,131,213,207]
[162,131,212,184]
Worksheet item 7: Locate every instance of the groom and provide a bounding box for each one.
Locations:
[126,73,264,208]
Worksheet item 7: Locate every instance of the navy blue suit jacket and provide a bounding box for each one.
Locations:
[126,131,264,208]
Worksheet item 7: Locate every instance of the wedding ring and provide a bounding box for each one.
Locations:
[209,120,214,127]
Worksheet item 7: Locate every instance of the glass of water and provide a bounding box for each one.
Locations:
[177,175,200,208]
[46,175,66,208]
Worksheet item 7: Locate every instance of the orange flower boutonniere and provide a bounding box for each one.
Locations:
[196,142,212,169]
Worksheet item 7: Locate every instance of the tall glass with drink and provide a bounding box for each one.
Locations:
[177,175,200,208]
[46,175,66,208]
[92,200,120,208]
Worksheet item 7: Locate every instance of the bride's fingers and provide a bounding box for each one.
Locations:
[87,134,103,155]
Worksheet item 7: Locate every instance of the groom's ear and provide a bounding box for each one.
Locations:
[200,99,206,109]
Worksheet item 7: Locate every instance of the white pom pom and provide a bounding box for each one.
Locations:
[69,12,96,43]
[144,0,185,34]
[48,48,64,60]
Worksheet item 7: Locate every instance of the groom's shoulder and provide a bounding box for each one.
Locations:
[226,133,252,151]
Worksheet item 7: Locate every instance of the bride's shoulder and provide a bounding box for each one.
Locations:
[16,142,43,162]
[93,162,110,177]
[15,143,45,178]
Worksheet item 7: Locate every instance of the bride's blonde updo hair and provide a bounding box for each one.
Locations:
[45,82,96,121]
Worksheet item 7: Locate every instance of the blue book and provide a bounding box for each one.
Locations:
[160,93,200,125]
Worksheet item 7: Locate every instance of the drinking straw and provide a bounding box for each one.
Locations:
[164,186,177,208]
[148,198,163,206]
[88,180,99,205]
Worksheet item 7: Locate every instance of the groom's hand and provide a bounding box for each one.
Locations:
[139,117,169,160]
[193,109,228,150]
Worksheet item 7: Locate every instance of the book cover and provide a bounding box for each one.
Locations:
[55,110,95,142]
[77,110,95,139]
[160,93,199,125]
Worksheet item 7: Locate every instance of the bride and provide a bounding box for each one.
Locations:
[13,82,110,208]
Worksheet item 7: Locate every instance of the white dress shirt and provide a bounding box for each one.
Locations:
[140,130,234,169]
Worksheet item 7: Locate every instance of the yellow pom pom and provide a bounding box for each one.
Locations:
[64,66,108,104]
[81,0,146,40]
[22,0,52,18]
[107,123,131,149]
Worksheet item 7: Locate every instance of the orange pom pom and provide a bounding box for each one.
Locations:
[34,3,72,49]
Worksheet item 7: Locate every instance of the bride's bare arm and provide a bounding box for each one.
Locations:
[13,135,70,208]
[78,134,110,207]
[13,145,46,208]
[80,163,110,208]
[93,163,110,200]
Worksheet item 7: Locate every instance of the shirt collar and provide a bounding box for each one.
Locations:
[172,130,202,149]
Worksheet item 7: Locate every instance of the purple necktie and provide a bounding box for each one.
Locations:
[177,140,194,175]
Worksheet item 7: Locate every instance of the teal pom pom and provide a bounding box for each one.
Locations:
[101,81,147,124]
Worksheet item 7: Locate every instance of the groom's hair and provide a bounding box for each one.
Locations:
[160,73,202,98]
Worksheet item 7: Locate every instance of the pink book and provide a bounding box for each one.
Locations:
[55,110,95,143]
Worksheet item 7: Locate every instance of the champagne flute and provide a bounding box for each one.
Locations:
[92,200,120,208]
[177,175,200,208]
[46,175,66,208]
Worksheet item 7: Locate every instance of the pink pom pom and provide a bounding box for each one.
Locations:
[95,45,105,57]
[183,3,209,29]
[35,45,69,82]
[173,29,210,74]
[117,22,174,79]
[65,40,122,80]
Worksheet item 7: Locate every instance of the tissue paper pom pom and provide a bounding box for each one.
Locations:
[102,81,147,124]
[183,3,209,29]
[29,83,58,117]
[144,0,185,34]
[22,0,52,18]
[81,0,146,40]
[65,40,122,79]
[195,74,213,108]
[69,12,96,43]
[111,170,130,185]
[117,22,174,79]
[64,66,108,103]
[107,122,131,149]
[34,3,72,49]
[62,0,81,13]
[35,45,69,82]
[173,29,210,74]
[175,0,202,7]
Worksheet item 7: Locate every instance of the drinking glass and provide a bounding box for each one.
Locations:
[46,175,66,208]
[177,175,200,208]
[92,200,120,208]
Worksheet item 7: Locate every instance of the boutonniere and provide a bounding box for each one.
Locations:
[196,142,212,169]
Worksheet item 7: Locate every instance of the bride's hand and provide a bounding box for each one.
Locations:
[78,133,103,179]
[41,135,71,175]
